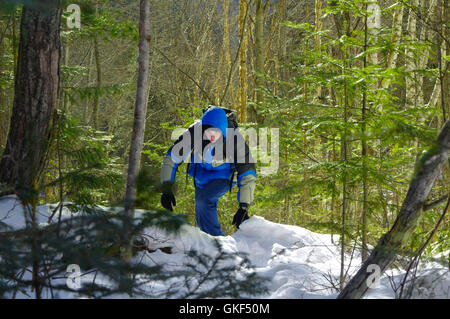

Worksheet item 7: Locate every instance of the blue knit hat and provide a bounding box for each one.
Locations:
[201,107,228,138]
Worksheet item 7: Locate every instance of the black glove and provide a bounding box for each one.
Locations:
[232,203,249,229]
[161,183,176,211]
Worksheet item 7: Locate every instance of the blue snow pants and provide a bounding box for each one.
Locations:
[195,179,235,236]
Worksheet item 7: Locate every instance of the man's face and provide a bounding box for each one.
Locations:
[204,127,222,143]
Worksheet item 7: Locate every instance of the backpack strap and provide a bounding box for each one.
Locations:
[193,163,197,189]
[185,148,195,189]
[229,164,236,193]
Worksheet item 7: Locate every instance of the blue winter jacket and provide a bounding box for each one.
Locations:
[160,107,256,205]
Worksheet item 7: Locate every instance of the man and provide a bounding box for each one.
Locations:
[160,106,256,236]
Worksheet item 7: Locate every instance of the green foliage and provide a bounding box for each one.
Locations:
[42,112,124,206]
[253,0,446,255]
[60,0,138,42]
[134,165,163,210]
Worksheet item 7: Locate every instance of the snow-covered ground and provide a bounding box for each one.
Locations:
[1,194,449,299]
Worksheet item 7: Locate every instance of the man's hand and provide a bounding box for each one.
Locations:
[161,183,176,211]
[232,203,249,229]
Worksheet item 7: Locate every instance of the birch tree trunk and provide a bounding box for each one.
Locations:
[367,2,380,66]
[387,4,403,70]
[338,119,450,299]
[381,3,403,89]
[122,0,151,261]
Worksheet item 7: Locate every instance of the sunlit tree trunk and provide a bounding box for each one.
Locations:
[361,3,370,263]
[340,46,350,291]
[416,0,438,106]
[93,34,101,130]
[215,0,232,105]
[367,2,380,65]
[387,5,403,70]
[238,0,248,123]
[405,0,419,106]
[313,0,322,101]
[254,0,266,122]
[273,0,286,96]
[381,3,403,89]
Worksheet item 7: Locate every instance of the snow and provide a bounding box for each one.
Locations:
[1,195,449,299]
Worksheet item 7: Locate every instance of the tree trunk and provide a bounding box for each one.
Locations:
[214,0,231,105]
[92,2,102,130]
[340,45,350,291]
[381,3,403,89]
[0,5,62,190]
[238,0,248,123]
[405,0,419,106]
[444,0,450,122]
[361,3,369,263]
[366,2,380,65]
[313,0,322,101]
[122,0,151,261]
[93,35,101,130]
[223,0,232,105]
[254,0,265,122]
[338,119,450,299]
[437,0,448,123]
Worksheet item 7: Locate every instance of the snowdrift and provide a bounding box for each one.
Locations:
[1,195,449,299]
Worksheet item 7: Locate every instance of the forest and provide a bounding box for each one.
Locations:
[0,0,448,300]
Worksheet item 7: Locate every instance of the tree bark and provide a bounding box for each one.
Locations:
[254,0,265,122]
[405,0,419,106]
[93,35,101,130]
[124,0,151,215]
[340,43,350,291]
[92,2,102,130]
[122,0,151,262]
[361,3,369,263]
[238,0,248,123]
[0,4,62,190]
[223,0,232,105]
[381,3,403,89]
[338,119,450,299]
[313,0,322,101]
[366,2,380,65]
